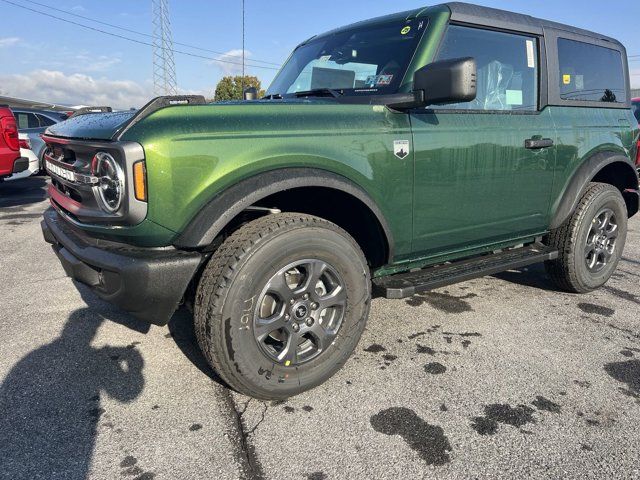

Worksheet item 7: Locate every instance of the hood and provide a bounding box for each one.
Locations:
[45,111,135,141]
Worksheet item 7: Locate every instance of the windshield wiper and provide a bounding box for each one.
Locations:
[294,88,343,98]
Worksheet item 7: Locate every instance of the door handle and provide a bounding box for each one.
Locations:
[525,138,554,149]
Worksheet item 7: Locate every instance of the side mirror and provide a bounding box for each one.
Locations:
[386,57,477,110]
[243,87,258,101]
[415,57,477,105]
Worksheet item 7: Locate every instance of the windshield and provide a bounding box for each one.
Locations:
[633,100,640,123]
[266,19,427,98]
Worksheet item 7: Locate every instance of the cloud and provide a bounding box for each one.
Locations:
[0,37,20,48]
[0,70,151,109]
[208,49,252,76]
[75,54,122,72]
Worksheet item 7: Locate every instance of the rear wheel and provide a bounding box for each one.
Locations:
[545,182,627,293]
[194,213,371,400]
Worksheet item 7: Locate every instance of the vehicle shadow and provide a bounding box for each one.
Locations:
[0,176,49,209]
[491,263,566,293]
[168,307,229,388]
[0,288,149,479]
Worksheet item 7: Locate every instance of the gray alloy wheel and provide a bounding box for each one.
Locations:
[254,259,347,366]
[584,208,619,273]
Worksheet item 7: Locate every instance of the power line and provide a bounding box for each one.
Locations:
[22,0,281,67]
[0,0,280,71]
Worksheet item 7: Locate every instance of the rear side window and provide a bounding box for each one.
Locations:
[557,39,626,103]
[15,112,40,129]
[436,25,538,111]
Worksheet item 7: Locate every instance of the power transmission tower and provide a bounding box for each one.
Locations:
[152,0,177,96]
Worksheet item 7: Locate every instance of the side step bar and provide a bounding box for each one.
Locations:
[373,244,558,299]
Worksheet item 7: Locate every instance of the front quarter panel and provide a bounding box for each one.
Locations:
[120,103,415,256]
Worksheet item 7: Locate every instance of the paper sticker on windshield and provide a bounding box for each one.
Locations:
[394,140,410,159]
[563,74,572,85]
[318,55,332,62]
[401,26,411,35]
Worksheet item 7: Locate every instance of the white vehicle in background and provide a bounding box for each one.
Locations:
[5,133,39,181]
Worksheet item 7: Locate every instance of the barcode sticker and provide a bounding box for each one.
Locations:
[526,40,535,68]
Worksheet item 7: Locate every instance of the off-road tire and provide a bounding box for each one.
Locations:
[545,182,627,293]
[194,213,371,400]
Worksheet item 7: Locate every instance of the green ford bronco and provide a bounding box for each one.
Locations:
[41,2,639,399]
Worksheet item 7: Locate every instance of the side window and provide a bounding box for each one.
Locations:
[436,25,538,111]
[557,39,626,103]
[16,113,40,129]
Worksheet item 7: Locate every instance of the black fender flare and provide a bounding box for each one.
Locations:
[550,151,640,229]
[173,167,395,262]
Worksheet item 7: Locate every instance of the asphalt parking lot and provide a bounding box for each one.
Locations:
[1,176,640,480]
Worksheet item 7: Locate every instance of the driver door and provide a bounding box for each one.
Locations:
[410,24,556,257]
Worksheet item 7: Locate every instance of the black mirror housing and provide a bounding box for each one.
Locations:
[243,87,258,101]
[415,57,477,106]
[387,57,477,111]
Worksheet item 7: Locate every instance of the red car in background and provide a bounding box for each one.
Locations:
[0,105,27,181]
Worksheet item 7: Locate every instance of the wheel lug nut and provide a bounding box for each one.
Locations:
[292,323,300,332]
[306,318,314,327]
[303,293,309,300]
[311,302,318,310]
[290,298,295,305]
[285,314,290,321]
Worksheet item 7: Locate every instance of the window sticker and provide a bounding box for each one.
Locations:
[563,74,572,85]
[401,26,411,35]
[365,74,394,86]
[575,75,584,91]
[506,90,523,105]
[376,74,393,86]
[318,55,332,62]
[526,40,535,68]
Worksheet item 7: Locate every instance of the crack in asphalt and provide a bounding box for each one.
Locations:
[217,390,266,480]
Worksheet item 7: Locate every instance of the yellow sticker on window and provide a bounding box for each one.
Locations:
[401,26,411,35]
[563,74,571,85]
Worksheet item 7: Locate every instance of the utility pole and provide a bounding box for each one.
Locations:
[241,0,245,99]
[152,0,178,96]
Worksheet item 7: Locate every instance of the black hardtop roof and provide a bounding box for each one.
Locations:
[445,2,621,46]
[310,2,622,49]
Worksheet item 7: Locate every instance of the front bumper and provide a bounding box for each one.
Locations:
[41,208,202,325]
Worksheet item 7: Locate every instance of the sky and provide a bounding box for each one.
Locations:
[0,0,639,108]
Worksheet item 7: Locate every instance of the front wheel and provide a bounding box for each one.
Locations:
[194,213,371,400]
[545,182,628,293]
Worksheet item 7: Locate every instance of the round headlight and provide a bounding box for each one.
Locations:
[91,152,124,213]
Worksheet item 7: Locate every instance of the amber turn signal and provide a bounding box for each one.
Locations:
[133,161,147,202]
